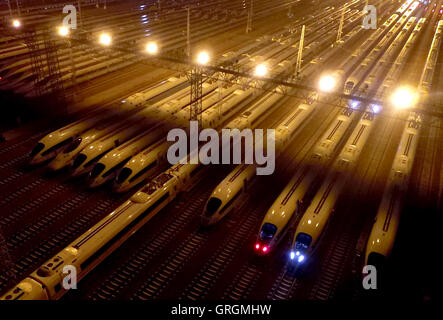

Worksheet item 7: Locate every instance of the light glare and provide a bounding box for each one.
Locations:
[12,19,21,28]
[319,75,337,92]
[57,26,70,37]
[145,41,158,54]
[99,33,112,46]
[254,64,268,77]
[196,51,210,65]
[390,87,417,109]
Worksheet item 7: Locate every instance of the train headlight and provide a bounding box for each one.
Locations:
[290,251,295,260]
[298,255,305,263]
[371,104,381,114]
[350,101,359,110]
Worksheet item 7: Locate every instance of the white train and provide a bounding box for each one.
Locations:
[289,13,423,267]
[47,107,147,171]
[113,87,257,193]
[29,75,187,165]
[0,156,205,300]
[289,105,377,266]
[29,111,113,165]
[70,120,149,177]
[364,19,442,268]
[364,114,421,267]
[202,164,256,226]
[204,103,316,229]
[252,102,317,253]
[87,126,166,188]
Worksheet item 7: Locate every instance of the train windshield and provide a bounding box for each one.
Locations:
[260,223,277,241]
[64,138,82,153]
[116,168,132,184]
[30,142,45,157]
[294,232,312,251]
[72,154,87,169]
[204,197,222,216]
[90,163,105,179]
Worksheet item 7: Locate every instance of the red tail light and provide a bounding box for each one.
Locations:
[262,246,268,253]
[255,243,260,250]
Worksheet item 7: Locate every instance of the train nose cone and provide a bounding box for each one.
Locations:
[70,168,85,178]
[48,160,63,171]
[87,179,101,189]
[112,183,125,193]
[201,217,212,227]
[28,157,40,166]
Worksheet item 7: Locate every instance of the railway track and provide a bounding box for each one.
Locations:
[1,0,439,302]
[0,189,124,293]
[181,195,268,300]
[87,178,217,300]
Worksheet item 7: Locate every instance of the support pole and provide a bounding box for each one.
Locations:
[190,67,203,126]
[336,3,346,43]
[246,0,253,33]
[187,7,191,58]
[7,0,12,18]
[78,0,83,29]
[296,25,305,75]
[15,0,20,16]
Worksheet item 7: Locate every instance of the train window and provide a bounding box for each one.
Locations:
[294,232,312,251]
[63,138,82,153]
[367,252,386,270]
[42,138,72,156]
[116,168,133,184]
[30,142,45,157]
[129,160,157,183]
[90,163,105,179]
[72,154,87,169]
[204,197,222,217]
[260,223,277,241]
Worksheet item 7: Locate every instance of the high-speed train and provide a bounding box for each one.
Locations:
[202,164,256,227]
[203,101,316,228]
[364,114,421,268]
[113,87,258,193]
[289,106,377,266]
[289,13,421,267]
[87,126,166,188]
[0,155,205,300]
[253,4,412,255]
[70,120,149,177]
[113,138,170,193]
[29,75,187,166]
[364,19,442,269]
[47,105,150,171]
[47,115,134,171]
[29,111,112,165]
